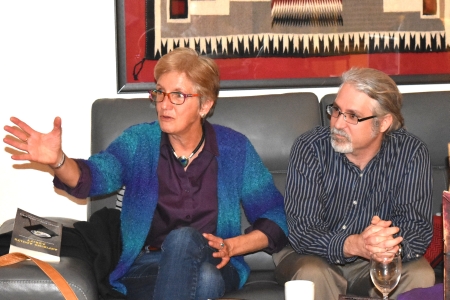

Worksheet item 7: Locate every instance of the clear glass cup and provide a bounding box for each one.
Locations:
[370,251,402,300]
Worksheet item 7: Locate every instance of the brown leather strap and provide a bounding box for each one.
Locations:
[0,252,78,300]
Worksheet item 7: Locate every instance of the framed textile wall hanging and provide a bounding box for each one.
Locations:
[116,0,450,93]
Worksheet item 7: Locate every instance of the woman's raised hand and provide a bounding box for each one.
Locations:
[3,116,63,166]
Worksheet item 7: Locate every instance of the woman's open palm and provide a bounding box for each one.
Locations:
[4,116,62,165]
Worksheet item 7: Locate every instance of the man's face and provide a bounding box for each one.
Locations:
[330,83,382,157]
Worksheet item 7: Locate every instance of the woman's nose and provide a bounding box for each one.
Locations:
[160,93,172,108]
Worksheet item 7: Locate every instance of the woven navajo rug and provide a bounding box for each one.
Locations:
[143,0,449,60]
[271,0,343,27]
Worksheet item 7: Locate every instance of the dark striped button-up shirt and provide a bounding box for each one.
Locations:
[285,126,432,264]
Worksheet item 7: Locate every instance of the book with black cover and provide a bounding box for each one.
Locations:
[9,208,62,262]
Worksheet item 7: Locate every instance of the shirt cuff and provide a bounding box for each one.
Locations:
[328,233,357,265]
[53,159,92,199]
[244,218,288,253]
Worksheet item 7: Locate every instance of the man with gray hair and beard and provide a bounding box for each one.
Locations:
[274,67,435,299]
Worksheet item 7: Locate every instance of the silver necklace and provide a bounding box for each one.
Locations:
[170,130,205,167]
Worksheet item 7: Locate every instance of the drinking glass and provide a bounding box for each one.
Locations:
[370,252,402,300]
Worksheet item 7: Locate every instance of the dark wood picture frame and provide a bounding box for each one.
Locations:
[115,0,450,93]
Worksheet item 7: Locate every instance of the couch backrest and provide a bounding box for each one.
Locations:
[320,91,450,214]
[208,93,321,195]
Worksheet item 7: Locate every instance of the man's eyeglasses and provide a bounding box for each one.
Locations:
[149,89,199,105]
[326,104,377,125]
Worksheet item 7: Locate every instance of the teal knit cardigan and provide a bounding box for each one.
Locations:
[85,122,288,294]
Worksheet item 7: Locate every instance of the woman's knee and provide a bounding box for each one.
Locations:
[196,262,225,299]
[162,227,205,250]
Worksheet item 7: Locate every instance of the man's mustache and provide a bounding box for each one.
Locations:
[330,127,351,142]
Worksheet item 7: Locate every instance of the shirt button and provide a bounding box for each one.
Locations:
[353,201,357,205]
[186,215,191,219]
[342,225,347,230]
[336,260,340,263]
[359,173,363,177]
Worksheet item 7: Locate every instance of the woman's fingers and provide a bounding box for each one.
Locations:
[4,117,63,165]
[215,256,230,269]
[4,126,28,142]
[203,233,224,250]
[203,233,231,269]
[9,117,35,136]
[4,117,36,150]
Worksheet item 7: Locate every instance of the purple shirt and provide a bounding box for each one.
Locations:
[54,121,287,253]
[146,122,219,248]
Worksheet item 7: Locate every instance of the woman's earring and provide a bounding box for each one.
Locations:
[200,113,205,118]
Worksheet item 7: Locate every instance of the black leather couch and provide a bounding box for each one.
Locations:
[0,91,448,300]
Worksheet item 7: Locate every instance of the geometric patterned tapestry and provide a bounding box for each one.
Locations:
[271,0,343,27]
[143,0,449,60]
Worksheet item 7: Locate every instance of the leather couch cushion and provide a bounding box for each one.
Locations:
[0,257,97,300]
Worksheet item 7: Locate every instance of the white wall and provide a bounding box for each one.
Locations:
[1,1,449,225]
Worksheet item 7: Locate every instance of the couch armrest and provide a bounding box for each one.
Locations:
[0,256,98,300]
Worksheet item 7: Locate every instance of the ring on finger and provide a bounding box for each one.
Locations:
[220,242,225,249]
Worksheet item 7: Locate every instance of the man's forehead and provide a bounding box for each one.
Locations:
[335,85,375,112]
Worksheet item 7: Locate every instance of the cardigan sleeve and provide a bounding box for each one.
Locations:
[53,159,92,199]
[245,218,288,253]
[54,122,161,199]
[240,139,289,247]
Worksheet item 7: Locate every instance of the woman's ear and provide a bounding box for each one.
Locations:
[200,99,213,117]
[380,114,393,133]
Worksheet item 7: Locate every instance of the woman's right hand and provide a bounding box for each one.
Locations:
[3,116,63,166]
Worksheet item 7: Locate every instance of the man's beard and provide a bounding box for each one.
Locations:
[330,127,353,153]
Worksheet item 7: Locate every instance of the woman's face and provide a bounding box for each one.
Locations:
[155,71,211,137]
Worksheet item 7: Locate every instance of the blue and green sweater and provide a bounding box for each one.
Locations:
[84,121,288,294]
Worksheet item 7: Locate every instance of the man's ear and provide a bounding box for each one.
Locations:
[380,114,393,133]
